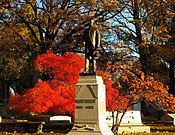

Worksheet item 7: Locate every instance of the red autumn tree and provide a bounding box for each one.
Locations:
[8,51,84,117]
[34,51,84,85]
[97,70,128,132]
[8,81,59,114]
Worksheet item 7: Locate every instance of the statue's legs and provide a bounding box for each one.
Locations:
[85,59,95,74]
[89,58,95,74]
[84,52,96,74]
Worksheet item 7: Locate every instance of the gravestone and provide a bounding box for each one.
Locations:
[117,111,150,134]
[159,114,175,125]
[50,116,71,123]
[141,101,165,121]
[133,102,141,111]
[67,75,114,135]
[106,102,142,128]
[117,111,143,125]
[29,115,72,123]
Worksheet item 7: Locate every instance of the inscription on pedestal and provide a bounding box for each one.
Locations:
[76,106,83,109]
[76,106,95,109]
[76,99,96,103]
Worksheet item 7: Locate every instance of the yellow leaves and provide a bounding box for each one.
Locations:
[115,43,122,48]
[19,3,35,21]
[0,0,12,8]
[100,0,118,10]
[19,27,29,37]
[28,0,36,5]
[90,0,97,4]
[77,0,97,5]
[167,10,175,18]
[135,68,144,77]
[3,58,27,80]
[162,0,168,3]
[0,0,18,11]
[0,7,6,12]
[121,75,128,82]
[140,73,145,81]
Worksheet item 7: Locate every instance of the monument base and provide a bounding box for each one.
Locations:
[67,75,113,135]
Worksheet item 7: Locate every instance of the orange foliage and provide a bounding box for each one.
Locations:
[97,70,128,112]
[35,51,85,85]
[8,51,84,116]
[8,82,58,114]
[108,63,175,113]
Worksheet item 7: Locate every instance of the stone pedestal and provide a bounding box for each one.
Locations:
[67,75,113,135]
[117,111,150,134]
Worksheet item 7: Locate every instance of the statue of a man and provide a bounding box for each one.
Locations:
[83,19,101,74]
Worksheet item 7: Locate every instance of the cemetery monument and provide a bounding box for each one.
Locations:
[67,19,114,135]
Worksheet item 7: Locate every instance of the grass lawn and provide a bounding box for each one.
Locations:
[0,131,175,135]
[120,133,175,135]
[0,127,175,135]
[0,132,64,135]
[0,122,175,135]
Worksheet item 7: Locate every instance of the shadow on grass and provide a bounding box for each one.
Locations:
[0,121,73,134]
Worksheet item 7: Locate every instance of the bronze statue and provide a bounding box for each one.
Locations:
[82,19,101,74]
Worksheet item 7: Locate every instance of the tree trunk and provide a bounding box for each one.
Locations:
[133,0,148,74]
[168,3,175,95]
[2,79,9,102]
[169,62,175,95]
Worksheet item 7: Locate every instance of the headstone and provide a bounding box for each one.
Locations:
[29,115,71,123]
[117,111,150,134]
[106,111,147,128]
[67,75,114,135]
[133,102,141,111]
[141,101,164,120]
[117,111,143,125]
[50,116,71,123]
